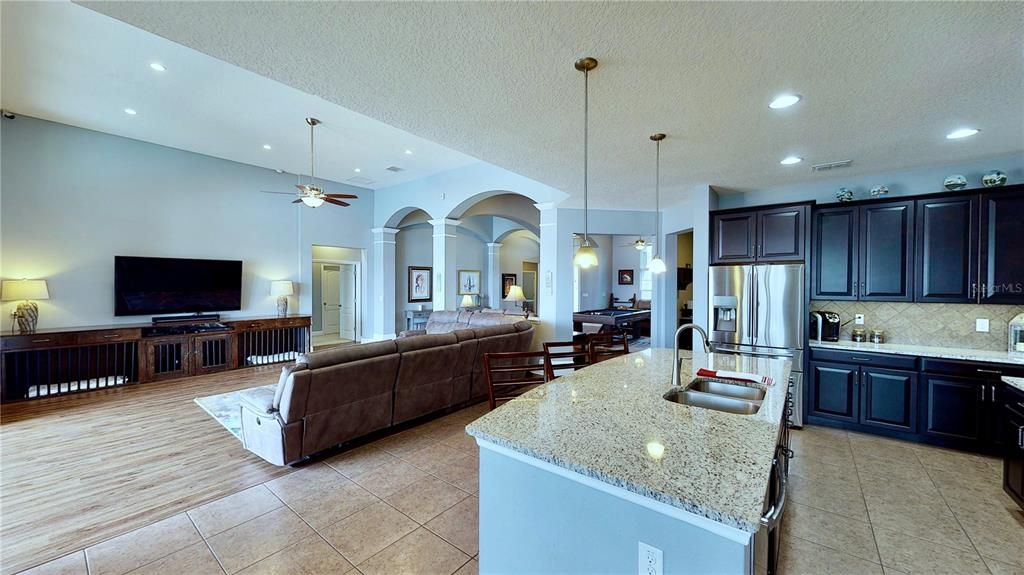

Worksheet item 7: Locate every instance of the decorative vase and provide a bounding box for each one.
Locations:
[836,188,854,202]
[944,175,967,191]
[982,170,1007,187]
[870,185,889,198]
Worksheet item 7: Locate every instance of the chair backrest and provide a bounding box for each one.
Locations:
[542,341,590,381]
[483,351,548,410]
[588,332,630,364]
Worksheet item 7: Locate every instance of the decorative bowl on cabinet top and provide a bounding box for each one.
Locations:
[982,170,1007,187]
[944,175,968,191]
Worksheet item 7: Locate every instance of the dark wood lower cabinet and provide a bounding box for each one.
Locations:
[860,368,918,433]
[920,373,986,446]
[1003,390,1024,508]
[809,361,859,422]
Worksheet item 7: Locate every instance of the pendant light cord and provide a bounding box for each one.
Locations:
[583,68,589,243]
[309,122,315,186]
[654,138,660,257]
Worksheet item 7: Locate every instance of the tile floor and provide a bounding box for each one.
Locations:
[19,405,1024,575]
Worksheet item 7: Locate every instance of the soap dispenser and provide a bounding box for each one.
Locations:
[1010,312,1024,355]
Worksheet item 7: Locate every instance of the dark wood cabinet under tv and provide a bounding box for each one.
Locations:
[0,315,311,402]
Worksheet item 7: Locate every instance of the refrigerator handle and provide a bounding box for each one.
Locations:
[751,266,758,345]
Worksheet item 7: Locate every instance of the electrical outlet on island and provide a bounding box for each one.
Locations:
[854,314,865,325]
[638,542,663,575]
[976,318,990,333]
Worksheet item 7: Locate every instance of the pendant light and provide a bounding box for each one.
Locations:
[648,133,667,274]
[573,57,599,269]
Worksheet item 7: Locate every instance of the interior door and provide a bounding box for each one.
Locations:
[339,264,357,341]
[322,266,341,336]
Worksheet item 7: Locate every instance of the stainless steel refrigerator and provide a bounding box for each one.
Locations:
[708,263,805,427]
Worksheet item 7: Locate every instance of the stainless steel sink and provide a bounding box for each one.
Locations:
[663,389,762,415]
[686,378,766,401]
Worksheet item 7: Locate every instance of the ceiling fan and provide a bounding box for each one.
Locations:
[618,235,654,250]
[262,118,358,208]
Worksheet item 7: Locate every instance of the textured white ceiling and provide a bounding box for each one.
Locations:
[1,2,478,190]
[26,3,1024,207]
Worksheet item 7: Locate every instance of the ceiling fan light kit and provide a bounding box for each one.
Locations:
[572,57,600,269]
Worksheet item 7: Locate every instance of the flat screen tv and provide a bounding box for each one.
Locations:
[114,256,243,317]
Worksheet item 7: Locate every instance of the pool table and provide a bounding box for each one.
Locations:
[572,308,651,338]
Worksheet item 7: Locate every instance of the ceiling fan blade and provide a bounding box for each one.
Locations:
[324,198,350,207]
[291,199,304,204]
[295,184,311,192]
[324,194,358,199]
[259,190,296,196]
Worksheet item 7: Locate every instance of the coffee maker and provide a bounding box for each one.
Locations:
[810,311,841,342]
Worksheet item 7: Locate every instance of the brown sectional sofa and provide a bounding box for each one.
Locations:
[239,320,534,466]
[399,309,528,337]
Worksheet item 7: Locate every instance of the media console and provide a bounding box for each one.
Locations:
[0,315,311,402]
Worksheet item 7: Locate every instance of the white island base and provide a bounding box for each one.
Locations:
[477,440,762,575]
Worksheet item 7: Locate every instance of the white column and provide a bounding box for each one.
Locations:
[371,227,399,340]
[430,218,460,311]
[537,201,571,344]
[487,242,503,310]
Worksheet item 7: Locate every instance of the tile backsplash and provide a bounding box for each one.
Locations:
[811,300,1024,351]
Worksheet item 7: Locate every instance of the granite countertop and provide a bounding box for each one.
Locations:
[465,348,791,533]
[809,339,1024,366]
[1004,377,1024,393]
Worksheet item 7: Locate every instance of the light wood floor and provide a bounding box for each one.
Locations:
[0,366,294,575]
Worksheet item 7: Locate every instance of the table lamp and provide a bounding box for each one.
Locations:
[2,279,49,334]
[460,294,475,310]
[504,285,526,309]
[270,280,294,317]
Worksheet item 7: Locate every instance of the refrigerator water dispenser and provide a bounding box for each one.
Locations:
[713,296,739,332]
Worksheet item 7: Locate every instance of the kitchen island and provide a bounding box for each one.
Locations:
[466,348,792,575]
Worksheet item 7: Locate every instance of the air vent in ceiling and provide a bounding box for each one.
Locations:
[346,176,374,186]
[811,159,853,172]
[386,166,404,172]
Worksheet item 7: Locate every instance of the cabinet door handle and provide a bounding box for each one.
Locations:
[977,368,1002,375]
[970,283,977,299]
[980,283,987,300]
[990,385,996,402]
[31,338,52,343]
[850,357,871,362]
[103,334,121,339]
[1018,426,1023,448]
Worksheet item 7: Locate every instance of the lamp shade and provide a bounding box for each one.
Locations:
[573,243,598,269]
[270,280,294,296]
[648,256,667,274]
[504,285,526,303]
[460,294,475,307]
[1,279,49,301]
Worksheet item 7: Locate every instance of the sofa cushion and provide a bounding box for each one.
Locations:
[273,362,307,411]
[473,323,516,338]
[452,328,478,342]
[298,340,397,369]
[395,332,458,352]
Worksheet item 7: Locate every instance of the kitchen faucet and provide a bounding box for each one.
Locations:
[673,323,710,387]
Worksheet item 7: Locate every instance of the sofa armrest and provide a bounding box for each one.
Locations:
[398,329,427,338]
[239,386,278,415]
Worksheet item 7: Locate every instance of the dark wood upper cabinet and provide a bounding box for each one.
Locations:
[915,195,978,303]
[859,200,914,301]
[712,205,808,265]
[711,211,757,264]
[980,189,1024,304]
[811,206,859,300]
[758,205,808,262]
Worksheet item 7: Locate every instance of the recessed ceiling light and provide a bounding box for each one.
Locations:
[123,108,137,115]
[404,149,413,155]
[354,168,361,173]
[149,62,166,72]
[946,128,980,140]
[769,94,801,109]
[780,156,803,165]
[262,144,272,150]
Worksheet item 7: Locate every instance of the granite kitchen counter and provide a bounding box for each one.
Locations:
[465,348,791,533]
[810,339,1024,366]
[1004,376,1024,393]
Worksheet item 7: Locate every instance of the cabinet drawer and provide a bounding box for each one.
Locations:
[921,358,1024,379]
[1,333,76,351]
[76,329,142,345]
[810,348,918,370]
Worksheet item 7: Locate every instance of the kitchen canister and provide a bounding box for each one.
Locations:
[870,329,885,344]
[851,327,867,342]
